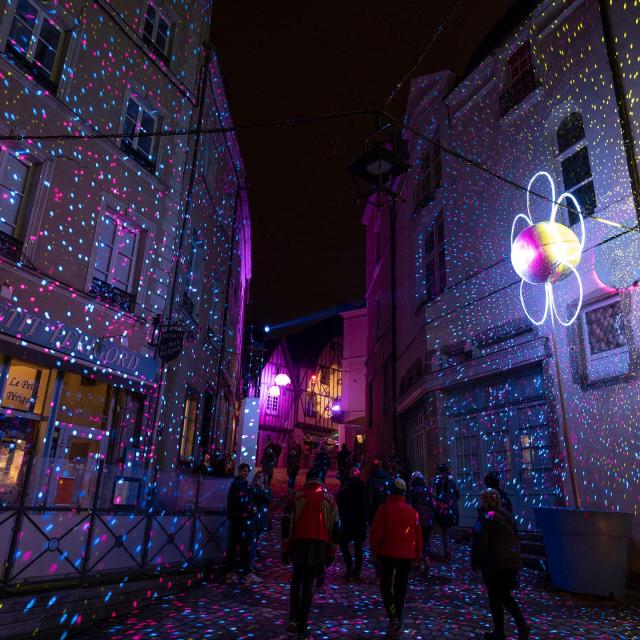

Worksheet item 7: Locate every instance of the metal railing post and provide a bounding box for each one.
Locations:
[140,465,159,568]
[189,471,202,565]
[81,459,105,577]
[3,449,37,586]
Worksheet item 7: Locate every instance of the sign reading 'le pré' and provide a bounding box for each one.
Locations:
[0,301,158,381]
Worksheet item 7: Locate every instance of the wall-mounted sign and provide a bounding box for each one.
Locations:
[0,301,158,381]
[157,326,185,363]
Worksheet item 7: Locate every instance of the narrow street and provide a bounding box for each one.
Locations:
[82,472,639,640]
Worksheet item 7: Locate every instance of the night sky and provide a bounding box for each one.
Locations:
[213,1,517,328]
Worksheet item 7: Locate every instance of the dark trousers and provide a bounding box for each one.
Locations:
[289,563,321,632]
[339,536,363,576]
[421,525,432,558]
[378,556,412,623]
[482,569,526,636]
[227,521,253,576]
[287,467,299,491]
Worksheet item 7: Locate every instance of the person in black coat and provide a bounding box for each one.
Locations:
[336,466,367,580]
[251,470,272,564]
[336,443,352,486]
[313,446,331,482]
[226,463,260,583]
[472,489,529,640]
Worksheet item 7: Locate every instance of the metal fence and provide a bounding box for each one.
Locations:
[0,455,231,589]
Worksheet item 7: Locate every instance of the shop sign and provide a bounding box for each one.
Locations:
[0,301,157,381]
[157,326,185,363]
[0,363,38,411]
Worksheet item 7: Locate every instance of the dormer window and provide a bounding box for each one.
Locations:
[500,41,536,116]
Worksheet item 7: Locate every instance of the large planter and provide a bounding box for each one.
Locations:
[533,506,633,596]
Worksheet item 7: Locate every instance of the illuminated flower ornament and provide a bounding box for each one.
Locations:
[511,171,585,326]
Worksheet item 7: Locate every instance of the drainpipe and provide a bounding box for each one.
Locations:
[598,0,640,224]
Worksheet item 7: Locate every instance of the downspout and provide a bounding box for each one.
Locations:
[390,202,400,463]
[598,0,640,224]
[150,17,216,463]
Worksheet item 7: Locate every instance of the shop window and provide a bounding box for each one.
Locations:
[500,41,536,116]
[4,0,67,91]
[581,298,630,382]
[90,208,139,313]
[142,2,174,61]
[0,149,37,261]
[303,392,316,418]
[57,374,110,431]
[0,358,54,506]
[110,390,145,465]
[424,211,446,302]
[121,94,162,172]
[419,136,442,204]
[179,389,198,461]
[557,112,596,225]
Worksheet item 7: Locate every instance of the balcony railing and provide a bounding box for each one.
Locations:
[89,277,135,313]
[0,230,23,262]
[499,68,537,116]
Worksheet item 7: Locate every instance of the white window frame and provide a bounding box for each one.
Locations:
[141,1,175,59]
[580,297,630,383]
[555,112,596,225]
[121,93,162,171]
[424,211,446,302]
[0,148,34,241]
[265,393,279,416]
[2,0,67,84]
[420,136,442,202]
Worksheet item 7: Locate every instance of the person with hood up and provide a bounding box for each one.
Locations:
[366,458,390,526]
[484,471,513,514]
[472,488,529,640]
[281,467,340,640]
[408,471,433,572]
[370,477,423,639]
[336,465,367,581]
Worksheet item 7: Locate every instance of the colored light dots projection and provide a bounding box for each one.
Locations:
[511,171,585,326]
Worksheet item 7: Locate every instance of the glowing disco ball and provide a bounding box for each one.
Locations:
[511,221,581,285]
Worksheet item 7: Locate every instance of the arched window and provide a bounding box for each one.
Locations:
[556,112,596,225]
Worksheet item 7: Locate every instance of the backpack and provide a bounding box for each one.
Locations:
[432,476,456,526]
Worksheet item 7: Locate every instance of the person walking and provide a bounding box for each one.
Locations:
[431,463,460,561]
[408,471,433,572]
[226,463,261,584]
[281,467,340,640]
[370,477,423,639]
[287,438,303,492]
[472,489,529,640]
[313,446,331,482]
[336,465,367,581]
[336,443,352,486]
[484,471,513,513]
[260,438,277,487]
[250,470,272,565]
[366,458,390,526]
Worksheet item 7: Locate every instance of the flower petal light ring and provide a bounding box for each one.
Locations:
[510,171,585,326]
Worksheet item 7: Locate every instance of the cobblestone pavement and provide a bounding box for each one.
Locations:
[82,472,640,640]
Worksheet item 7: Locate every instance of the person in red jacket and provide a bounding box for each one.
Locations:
[281,466,340,640]
[370,477,422,639]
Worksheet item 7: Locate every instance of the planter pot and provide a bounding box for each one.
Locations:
[533,506,633,597]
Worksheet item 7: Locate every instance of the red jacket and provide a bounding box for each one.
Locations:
[370,495,423,561]
[282,481,339,551]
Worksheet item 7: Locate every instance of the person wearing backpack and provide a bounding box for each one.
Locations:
[408,471,433,573]
[472,488,529,640]
[431,463,460,561]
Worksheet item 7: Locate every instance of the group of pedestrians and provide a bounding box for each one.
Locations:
[278,455,528,640]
